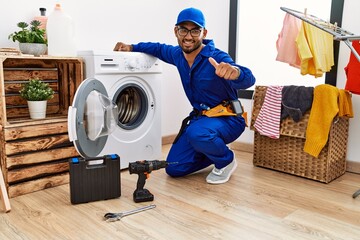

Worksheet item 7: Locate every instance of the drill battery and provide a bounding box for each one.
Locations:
[69,154,121,204]
[129,160,168,203]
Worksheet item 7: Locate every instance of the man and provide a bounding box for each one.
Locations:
[114,7,255,184]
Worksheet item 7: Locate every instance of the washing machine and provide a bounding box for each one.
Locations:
[68,50,162,169]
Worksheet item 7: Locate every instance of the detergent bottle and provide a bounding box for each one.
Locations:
[34,8,47,30]
[46,3,76,56]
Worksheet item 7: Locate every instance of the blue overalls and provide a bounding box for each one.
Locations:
[132,40,256,177]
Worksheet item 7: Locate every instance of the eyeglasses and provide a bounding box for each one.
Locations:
[177,27,202,37]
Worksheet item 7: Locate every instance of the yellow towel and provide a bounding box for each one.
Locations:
[296,22,334,77]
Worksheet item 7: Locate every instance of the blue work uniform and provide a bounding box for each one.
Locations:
[132,39,255,177]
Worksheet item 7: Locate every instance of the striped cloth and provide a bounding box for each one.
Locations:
[254,86,284,139]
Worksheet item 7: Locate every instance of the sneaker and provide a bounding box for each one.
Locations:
[206,153,238,184]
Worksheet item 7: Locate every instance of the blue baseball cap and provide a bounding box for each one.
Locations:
[176,8,205,28]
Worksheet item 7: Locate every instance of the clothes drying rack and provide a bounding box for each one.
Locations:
[281,7,360,62]
[281,7,360,199]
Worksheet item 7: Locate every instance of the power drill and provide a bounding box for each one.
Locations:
[129,160,168,203]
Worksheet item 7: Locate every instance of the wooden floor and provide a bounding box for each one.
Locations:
[1,145,360,240]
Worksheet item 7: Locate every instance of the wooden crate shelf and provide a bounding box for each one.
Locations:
[0,56,83,124]
[0,56,83,198]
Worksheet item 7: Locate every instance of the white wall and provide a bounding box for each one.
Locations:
[0,0,229,137]
[237,0,331,88]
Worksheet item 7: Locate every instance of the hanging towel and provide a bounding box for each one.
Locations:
[338,89,354,118]
[344,41,360,95]
[281,85,314,122]
[254,86,283,139]
[296,22,334,77]
[276,13,302,68]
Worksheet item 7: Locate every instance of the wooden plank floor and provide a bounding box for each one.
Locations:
[1,144,360,239]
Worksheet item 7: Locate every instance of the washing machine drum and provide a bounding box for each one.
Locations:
[68,78,118,157]
[115,83,148,130]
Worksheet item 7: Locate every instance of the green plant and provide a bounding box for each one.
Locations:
[20,78,54,101]
[8,20,47,44]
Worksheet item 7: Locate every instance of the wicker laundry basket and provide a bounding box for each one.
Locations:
[251,86,349,183]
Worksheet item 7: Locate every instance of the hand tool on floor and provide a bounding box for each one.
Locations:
[129,160,168,203]
[104,204,156,222]
[353,189,360,198]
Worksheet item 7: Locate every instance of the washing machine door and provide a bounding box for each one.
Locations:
[68,78,118,157]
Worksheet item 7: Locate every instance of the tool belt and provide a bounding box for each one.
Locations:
[201,100,243,117]
[173,100,246,144]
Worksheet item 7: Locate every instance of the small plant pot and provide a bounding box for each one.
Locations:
[19,43,47,56]
[27,100,47,119]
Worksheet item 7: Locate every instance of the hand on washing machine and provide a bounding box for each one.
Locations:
[113,42,133,52]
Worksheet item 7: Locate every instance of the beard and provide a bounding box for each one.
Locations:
[178,38,202,54]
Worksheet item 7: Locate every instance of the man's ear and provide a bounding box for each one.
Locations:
[202,28,208,38]
[174,26,178,37]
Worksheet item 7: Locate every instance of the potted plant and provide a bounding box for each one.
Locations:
[8,20,47,56]
[19,78,54,119]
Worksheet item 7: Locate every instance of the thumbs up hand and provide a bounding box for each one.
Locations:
[209,57,241,80]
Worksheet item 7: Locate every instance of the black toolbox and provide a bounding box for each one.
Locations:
[69,154,121,204]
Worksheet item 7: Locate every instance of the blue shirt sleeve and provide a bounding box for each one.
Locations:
[133,42,255,90]
[132,41,256,109]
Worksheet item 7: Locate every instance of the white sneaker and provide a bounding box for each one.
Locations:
[206,152,238,184]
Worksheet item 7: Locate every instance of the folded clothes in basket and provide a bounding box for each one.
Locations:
[254,85,313,139]
[253,85,283,139]
[281,85,314,122]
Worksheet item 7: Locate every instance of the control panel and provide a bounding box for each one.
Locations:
[90,52,162,74]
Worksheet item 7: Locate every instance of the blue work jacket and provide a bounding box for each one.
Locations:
[132,39,255,111]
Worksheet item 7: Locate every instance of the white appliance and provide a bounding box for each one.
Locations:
[68,50,162,169]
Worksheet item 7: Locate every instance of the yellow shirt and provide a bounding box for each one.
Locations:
[296,22,334,77]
